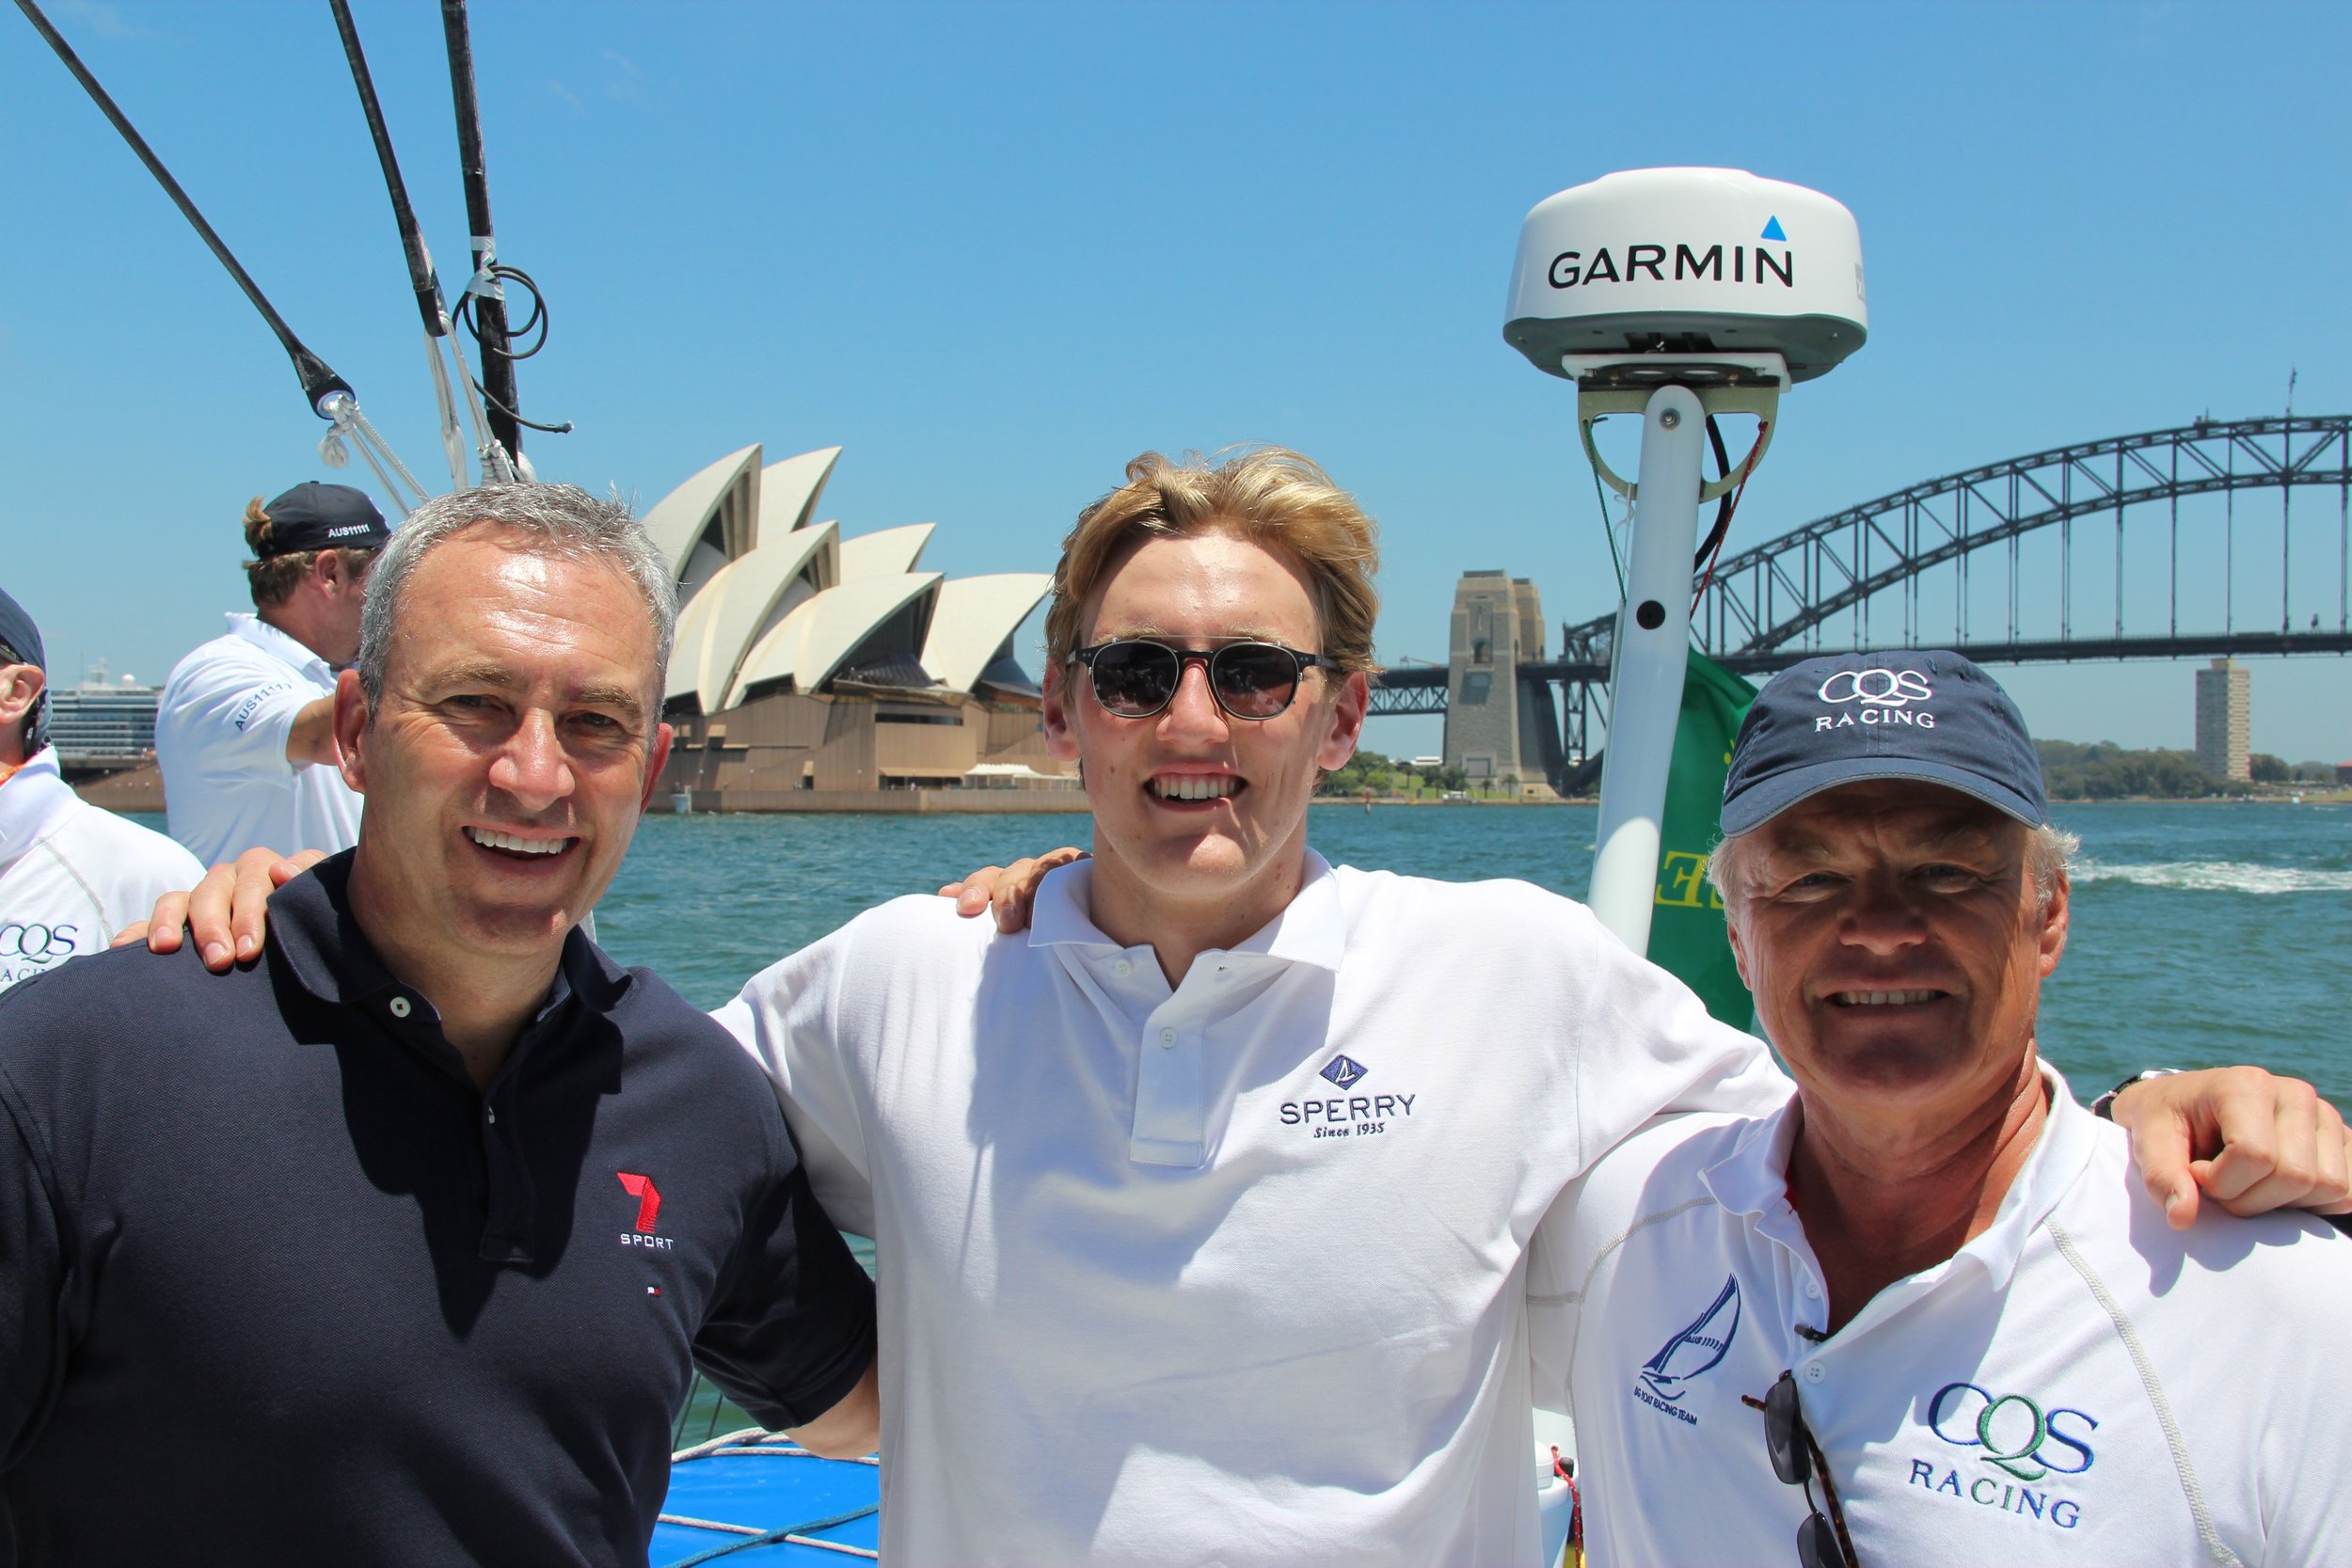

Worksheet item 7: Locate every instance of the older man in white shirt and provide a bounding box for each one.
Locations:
[1532,650,2350,1567]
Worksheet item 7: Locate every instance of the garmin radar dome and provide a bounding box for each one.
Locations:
[1502,167,1867,958]
[1504,166,1867,383]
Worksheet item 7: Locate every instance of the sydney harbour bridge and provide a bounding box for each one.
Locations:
[1369,414,2352,793]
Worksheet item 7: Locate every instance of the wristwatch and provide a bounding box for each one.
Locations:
[2091,1068,2182,1120]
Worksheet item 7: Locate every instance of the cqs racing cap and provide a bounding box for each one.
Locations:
[1719,649,2045,836]
[256,482,391,559]
[0,585,48,752]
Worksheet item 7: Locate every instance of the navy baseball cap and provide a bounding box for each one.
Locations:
[0,587,47,752]
[1720,650,2045,835]
[0,587,42,673]
[256,482,390,558]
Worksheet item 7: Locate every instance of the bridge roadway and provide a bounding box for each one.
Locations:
[1367,629,2352,716]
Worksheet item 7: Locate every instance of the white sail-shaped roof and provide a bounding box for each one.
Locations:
[920,573,1053,693]
[642,443,761,601]
[838,522,934,582]
[663,523,841,712]
[723,572,944,709]
[757,447,843,540]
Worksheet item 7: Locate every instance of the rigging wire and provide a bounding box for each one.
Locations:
[16,0,436,514]
[15,0,353,419]
[328,0,486,488]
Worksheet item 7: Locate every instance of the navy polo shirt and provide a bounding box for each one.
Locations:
[0,853,876,1566]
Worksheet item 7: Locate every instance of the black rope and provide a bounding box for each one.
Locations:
[15,0,352,416]
[1692,414,1735,570]
[453,262,550,360]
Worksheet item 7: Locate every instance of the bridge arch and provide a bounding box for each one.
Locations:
[1560,413,2352,663]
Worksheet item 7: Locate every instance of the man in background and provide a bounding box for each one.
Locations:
[0,585,203,992]
[156,481,386,864]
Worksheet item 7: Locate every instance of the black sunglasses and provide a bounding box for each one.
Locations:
[1742,1371,1859,1568]
[1069,639,1337,721]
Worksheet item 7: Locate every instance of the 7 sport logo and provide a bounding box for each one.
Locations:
[616,1171,675,1251]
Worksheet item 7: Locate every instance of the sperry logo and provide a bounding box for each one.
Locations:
[1282,1055,1417,1142]
[616,1171,675,1250]
[1319,1053,1368,1088]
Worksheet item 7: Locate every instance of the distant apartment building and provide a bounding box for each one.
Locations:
[2193,657,2251,781]
[1441,570,1561,796]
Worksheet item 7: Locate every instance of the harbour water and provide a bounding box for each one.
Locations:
[594,800,2352,1106]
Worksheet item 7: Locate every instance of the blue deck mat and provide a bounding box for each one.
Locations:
[654,1434,882,1566]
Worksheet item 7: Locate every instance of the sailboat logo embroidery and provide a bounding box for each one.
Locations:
[1639,1275,1742,1403]
[1319,1053,1369,1089]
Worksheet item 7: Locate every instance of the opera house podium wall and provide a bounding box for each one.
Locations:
[656,688,1084,815]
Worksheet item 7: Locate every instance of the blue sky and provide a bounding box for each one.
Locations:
[5,0,2347,760]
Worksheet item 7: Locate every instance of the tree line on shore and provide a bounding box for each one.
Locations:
[1318,743,2343,801]
[2035,740,2339,800]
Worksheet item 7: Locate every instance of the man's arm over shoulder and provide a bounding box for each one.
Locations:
[1549,889,1790,1167]
[1527,1110,1751,1414]
[712,895,985,1239]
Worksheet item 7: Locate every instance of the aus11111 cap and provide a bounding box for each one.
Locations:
[255,482,391,559]
[1719,649,2046,836]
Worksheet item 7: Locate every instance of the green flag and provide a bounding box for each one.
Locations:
[1647,648,1757,1027]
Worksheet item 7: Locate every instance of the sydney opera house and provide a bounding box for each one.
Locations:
[645,443,1077,810]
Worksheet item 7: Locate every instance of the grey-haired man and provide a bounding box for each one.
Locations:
[1531,650,2351,1566]
[1,485,877,1566]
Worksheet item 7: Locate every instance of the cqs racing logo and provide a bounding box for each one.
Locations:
[616,1170,675,1252]
[1633,1275,1741,1426]
[0,920,81,983]
[1280,1053,1417,1142]
[1907,1380,2097,1530]
[1815,669,1935,733]
[1549,217,1795,293]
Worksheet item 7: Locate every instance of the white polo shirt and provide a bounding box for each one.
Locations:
[157,612,362,865]
[718,854,1793,1567]
[0,748,206,993]
[1529,1065,2352,1566]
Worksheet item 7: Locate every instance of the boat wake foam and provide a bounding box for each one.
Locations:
[2074,859,2352,895]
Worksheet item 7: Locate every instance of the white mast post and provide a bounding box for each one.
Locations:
[1586,386,1705,950]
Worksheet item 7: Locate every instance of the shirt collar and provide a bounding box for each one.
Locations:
[270,849,632,1022]
[1700,1056,2099,1294]
[0,748,79,869]
[227,610,333,681]
[1025,849,1347,973]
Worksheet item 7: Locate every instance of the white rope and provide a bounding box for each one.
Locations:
[437,297,516,483]
[317,392,429,517]
[422,327,467,491]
